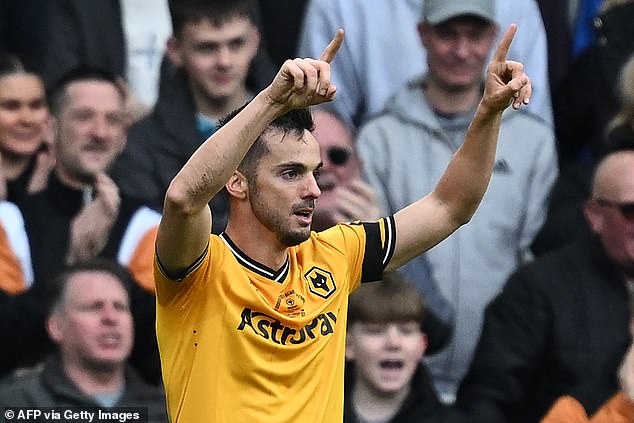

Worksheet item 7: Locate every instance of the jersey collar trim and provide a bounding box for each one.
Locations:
[219,232,289,283]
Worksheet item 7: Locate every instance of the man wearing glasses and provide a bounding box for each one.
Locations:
[456,148,634,422]
[310,108,381,232]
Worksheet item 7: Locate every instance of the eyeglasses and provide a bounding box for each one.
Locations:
[594,198,634,220]
[326,147,353,167]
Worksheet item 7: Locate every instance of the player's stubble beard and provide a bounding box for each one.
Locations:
[248,183,313,248]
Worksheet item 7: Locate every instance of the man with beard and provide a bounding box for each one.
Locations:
[0,260,168,422]
[19,67,160,293]
[154,22,531,422]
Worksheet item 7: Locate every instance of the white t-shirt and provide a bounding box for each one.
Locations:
[121,0,172,106]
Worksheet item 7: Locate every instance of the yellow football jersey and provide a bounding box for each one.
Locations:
[155,218,396,423]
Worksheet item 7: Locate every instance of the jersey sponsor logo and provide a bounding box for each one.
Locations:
[304,266,336,299]
[237,308,337,345]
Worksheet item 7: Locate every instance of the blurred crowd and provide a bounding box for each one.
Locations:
[1,0,634,421]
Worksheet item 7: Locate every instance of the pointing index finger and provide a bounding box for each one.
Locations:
[319,28,345,63]
[493,24,517,63]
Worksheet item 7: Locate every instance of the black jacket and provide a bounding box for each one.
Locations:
[553,2,634,163]
[456,229,631,423]
[0,287,49,378]
[42,0,125,88]
[6,156,38,208]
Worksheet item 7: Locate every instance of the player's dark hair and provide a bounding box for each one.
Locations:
[169,0,260,38]
[218,103,315,182]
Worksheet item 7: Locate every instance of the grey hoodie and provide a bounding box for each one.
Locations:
[357,78,558,398]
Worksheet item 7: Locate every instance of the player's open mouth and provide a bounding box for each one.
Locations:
[293,208,314,225]
[295,209,313,218]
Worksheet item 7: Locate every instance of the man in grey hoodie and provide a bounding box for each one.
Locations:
[356,0,558,401]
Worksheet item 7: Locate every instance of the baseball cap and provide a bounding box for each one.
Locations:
[423,0,496,25]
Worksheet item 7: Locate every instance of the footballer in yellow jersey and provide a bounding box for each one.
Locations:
[154,18,530,423]
[155,217,395,422]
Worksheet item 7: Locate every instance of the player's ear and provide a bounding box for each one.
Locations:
[225,170,248,200]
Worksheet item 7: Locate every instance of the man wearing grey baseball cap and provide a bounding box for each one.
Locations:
[356,0,558,412]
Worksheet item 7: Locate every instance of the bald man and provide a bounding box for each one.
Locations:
[454,150,634,422]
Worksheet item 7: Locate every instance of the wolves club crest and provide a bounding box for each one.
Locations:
[305,266,336,299]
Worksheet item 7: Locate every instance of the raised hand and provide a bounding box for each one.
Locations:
[482,24,531,112]
[66,173,121,264]
[266,29,344,110]
[330,179,381,223]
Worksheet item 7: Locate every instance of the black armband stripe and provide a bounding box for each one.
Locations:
[382,215,396,266]
[360,216,396,283]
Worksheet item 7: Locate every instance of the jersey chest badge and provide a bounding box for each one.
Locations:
[304,266,337,299]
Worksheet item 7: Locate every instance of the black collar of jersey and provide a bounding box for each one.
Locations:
[220,232,290,283]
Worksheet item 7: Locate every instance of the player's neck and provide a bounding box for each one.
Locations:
[225,221,288,271]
